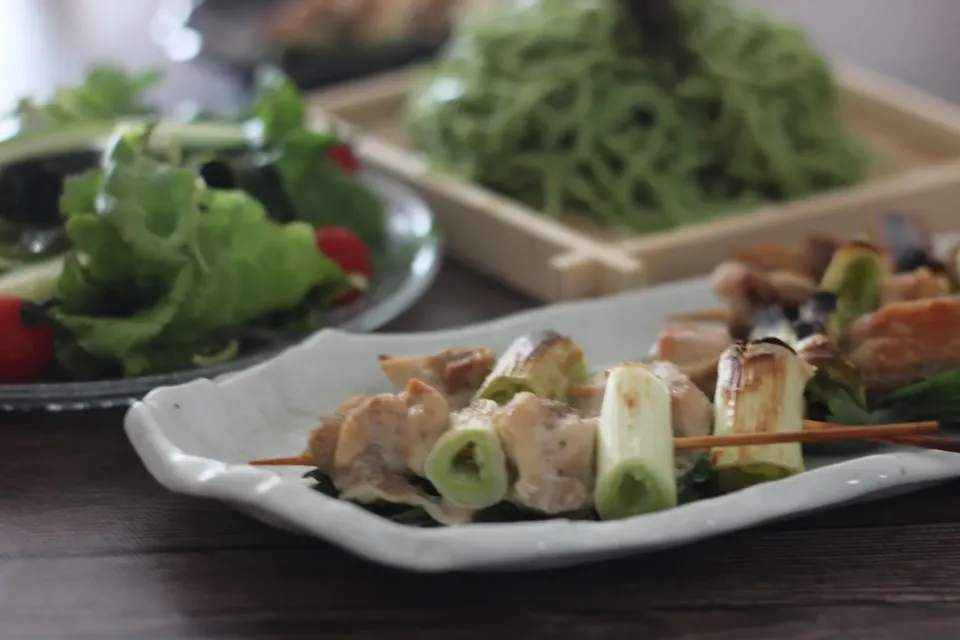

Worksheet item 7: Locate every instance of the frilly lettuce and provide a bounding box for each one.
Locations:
[15,65,161,133]
[243,68,388,249]
[52,126,346,377]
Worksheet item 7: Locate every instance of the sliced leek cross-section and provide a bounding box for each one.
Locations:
[423,400,508,510]
[594,364,677,520]
[475,330,588,405]
[711,339,815,493]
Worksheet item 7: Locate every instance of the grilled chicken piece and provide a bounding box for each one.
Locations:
[308,395,368,473]
[642,361,714,475]
[378,347,497,410]
[641,361,713,438]
[305,380,452,510]
[847,296,960,389]
[492,393,597,515]
[650,322,732,396]
[768,271,818,304]
[303,381,474,525]
[732,234,842,282]
[733,242,808,276]
[712,261,816,331]
[334,379,450,479]
[878,267,951,306]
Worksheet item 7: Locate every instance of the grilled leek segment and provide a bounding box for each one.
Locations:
[594,364,677,520]
[795,333,865,406]
[423,400,508,510]
[475,330,588,405]
[817,241,887,345]
[711,339,815,493]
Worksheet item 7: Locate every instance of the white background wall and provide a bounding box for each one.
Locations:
[1,0,959,109]
[740,0,960,102]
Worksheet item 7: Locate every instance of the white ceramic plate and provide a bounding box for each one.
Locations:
[124,276,960,573]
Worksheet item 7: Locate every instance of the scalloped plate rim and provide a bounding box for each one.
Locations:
[124,276,960,572]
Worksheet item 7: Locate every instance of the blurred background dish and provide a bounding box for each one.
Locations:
[177,0,494,89]
[0,45,444,411]
[0,167,441,411]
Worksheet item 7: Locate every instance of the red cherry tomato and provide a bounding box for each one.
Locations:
[0,295,54,384]
[315,226,372,276]
[314,226,372,306]
[326,143,360,174]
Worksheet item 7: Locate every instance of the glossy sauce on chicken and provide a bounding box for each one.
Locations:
[493,392,597,515]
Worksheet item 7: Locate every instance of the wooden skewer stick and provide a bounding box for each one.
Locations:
[870,435,960,453]
[250,455,312,466]
[804,420,960,452]
[668,309,730,323]
[802,420,845,431]
[567,383,601,398]
[675,421,939,450]
[249,421,946,466]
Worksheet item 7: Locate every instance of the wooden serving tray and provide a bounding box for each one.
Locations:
[309,64,960,302]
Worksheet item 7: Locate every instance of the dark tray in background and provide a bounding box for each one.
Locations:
[181,0,448,90]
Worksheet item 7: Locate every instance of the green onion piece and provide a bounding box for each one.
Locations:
[423,400,508,510]
[594,364,677,520]
[817,241,887,345]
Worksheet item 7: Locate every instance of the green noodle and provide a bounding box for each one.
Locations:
[406,0,871,233]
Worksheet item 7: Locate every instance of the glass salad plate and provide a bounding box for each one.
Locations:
[0,169,441,411]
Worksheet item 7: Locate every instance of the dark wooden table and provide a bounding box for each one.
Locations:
[5,1,960,638]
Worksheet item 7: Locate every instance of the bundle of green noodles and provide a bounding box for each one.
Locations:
[406,0,871,233]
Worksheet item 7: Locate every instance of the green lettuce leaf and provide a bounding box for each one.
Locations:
[15,65,160,132]
[801,378,883,454]
[274,130,387,249]
[677,456,721,504]
[803,368,960,437]
[53,126,345,376]
[250,67,306,145]
[874,369,960,427]
[244,70,387,249]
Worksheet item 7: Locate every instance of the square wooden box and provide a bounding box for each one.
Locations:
[310,64,960,302]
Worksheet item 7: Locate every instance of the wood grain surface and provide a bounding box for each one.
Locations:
[5,1,960,638]
[5,260,960,639]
